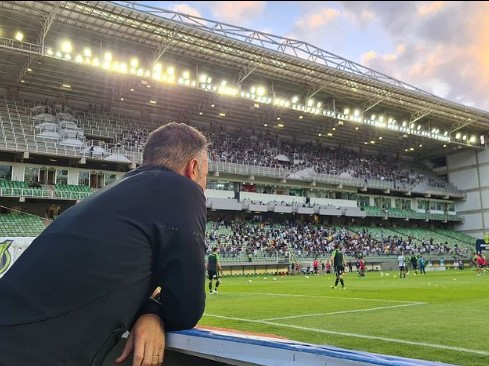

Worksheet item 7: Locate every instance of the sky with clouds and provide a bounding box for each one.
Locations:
[137,1,489,112]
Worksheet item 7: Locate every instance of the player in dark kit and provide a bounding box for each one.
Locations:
[410,253,418,274]
[207,247,222,294]
[330,243,346,289]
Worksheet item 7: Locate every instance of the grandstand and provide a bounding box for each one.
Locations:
[0,1,486,255]
[1,1,489,365]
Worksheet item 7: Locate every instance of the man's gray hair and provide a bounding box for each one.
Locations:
[142,122,209,171]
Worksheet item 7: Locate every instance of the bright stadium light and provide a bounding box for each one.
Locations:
[256,86,265,96]
[199,74,207,83]
[83,48,92,57]
[119,63,128,73]
[15,31,24,41]
[61,40,73,53]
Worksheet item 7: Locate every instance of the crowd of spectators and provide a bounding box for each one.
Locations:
[205,219,471,262]
[26,98,457,191]
[203,127,453,190]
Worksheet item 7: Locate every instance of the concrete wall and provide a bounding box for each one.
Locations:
[448,148,489,238]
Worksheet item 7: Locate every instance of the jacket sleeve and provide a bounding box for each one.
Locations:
[140,175,206,330]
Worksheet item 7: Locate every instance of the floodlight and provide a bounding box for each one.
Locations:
[61,41,72,53]
[84,48,92,57]
[199,74,207,83]
[15,31,24,41]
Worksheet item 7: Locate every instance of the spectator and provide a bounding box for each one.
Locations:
[0,123,209,366]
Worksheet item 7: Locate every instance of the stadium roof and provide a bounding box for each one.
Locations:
[0,0,488,159]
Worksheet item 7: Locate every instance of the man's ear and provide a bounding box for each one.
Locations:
[183,158,198,180]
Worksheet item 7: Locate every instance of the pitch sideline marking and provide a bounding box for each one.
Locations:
[203,313,489,356]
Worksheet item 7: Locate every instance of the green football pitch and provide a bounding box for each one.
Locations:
[199,269,488,366]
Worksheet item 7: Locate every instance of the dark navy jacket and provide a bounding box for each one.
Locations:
[0,165,206,366]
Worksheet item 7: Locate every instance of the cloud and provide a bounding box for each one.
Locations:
[288,5,346,56]
[170,3,202,18]
[353,2,489,111]
[417,1,447,16]
[207,1,266,25]
[341,1,417,34]
[295,8,340,29]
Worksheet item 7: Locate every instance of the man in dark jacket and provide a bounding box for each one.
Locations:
[0,122,209,366]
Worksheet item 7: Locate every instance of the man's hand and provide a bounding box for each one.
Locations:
[115,314,165,366]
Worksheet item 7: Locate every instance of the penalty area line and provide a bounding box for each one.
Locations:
[232,292,426,305]
[258,302,425,321]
